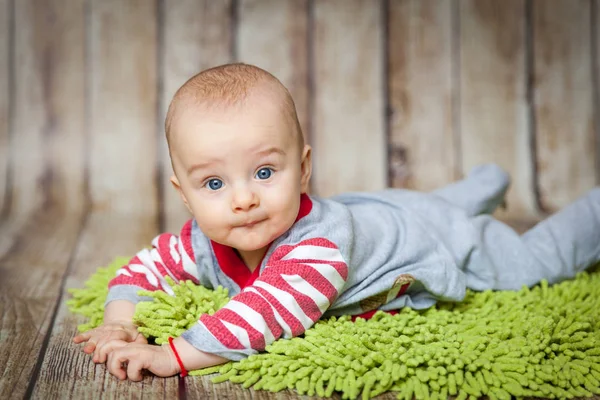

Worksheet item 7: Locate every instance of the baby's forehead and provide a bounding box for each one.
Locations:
[170,102,297,157]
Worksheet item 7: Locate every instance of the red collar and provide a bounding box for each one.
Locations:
[210,194,313,289]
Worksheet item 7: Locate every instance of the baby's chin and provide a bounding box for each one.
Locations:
[229,235,274,252]
[228,228,285,252]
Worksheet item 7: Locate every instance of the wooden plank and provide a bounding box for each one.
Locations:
[87,0,159,216]
[312,0,387,197]
[31,213,177,398]
[160,0,232,234]
[30,1,168,397]
[0,212,83,399]
[0,0,9,216]
[532,0,596,211]
[0,0,87,396]
[459,0,538,219]
[8,0,84,218]
[388,0,456,190]
[236,0,309,141]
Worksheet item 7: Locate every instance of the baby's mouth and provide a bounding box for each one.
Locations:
[240,218,265,228]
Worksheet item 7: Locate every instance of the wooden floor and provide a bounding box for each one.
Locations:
[0,211,581,400]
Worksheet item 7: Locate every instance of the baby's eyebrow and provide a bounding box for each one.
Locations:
[256,147,286,157]
[187,160,219,175]
[186,147,285,175]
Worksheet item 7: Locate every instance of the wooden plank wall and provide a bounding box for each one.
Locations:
[0,0,598,398]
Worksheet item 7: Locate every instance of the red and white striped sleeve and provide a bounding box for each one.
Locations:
[193,238,348,354]
[106,220,199,302]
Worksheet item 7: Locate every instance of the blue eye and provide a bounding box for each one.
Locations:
[255,167,273,180]
[206,179,223,190]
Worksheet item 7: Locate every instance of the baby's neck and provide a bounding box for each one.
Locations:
[235,247,268,272]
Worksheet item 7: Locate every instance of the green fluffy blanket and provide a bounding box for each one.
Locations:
[68,257,600,400]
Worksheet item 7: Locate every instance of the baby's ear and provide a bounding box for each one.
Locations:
[300,145,312,193]
[170,175,192,213]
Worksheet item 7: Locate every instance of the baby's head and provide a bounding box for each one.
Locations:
[166,63,312,255]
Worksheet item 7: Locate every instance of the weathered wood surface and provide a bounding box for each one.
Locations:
[312,0,387,197]
[0,0,8,217]
[10,0,83,219]
[87,0,159,217]
[160,0,233,234]
[459,0,538,219]
[532,0,597,212]
[30,214,178,399]
[388,0,457,191]
[0,1,86,398]
[0,212,83,399]
[27,1,168,398]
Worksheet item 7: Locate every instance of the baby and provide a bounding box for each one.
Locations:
[74,63,600,381]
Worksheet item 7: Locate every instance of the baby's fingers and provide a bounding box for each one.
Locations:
[83,341,97,354]
[73,331,92,344]
[74,330,100,354]
[94,339,128,363]
[126,358,145,382]
[107,351,128,381]
[108,347,147,382]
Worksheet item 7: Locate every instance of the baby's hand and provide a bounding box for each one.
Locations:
[73,320,147,363]
[107,342,179,381]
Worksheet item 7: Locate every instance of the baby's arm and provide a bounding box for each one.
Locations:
[74,220,200,362]
[107,237,348,381]
[183,238,349,359]
[105,336,227,381]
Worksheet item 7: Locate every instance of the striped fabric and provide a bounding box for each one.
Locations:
[109,220,200,294]
[198,238,348,352]
[109,225,348,353]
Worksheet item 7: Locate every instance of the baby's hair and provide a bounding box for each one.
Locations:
[165,63,303,150]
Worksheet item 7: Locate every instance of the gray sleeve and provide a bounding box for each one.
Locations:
[104,284,154,306]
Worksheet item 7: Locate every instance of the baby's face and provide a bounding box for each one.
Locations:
[170,97,310,254]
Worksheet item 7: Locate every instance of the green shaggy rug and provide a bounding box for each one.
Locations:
[68,257,600,400]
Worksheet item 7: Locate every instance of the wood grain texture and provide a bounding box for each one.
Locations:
[388,0,456,190]
[29,2,166,396]
[237,0,309,141]
[459,0,538,219]
[31,213,176,399]
[0,210,83,399]
[0,0,9,216]
[10,0,86,218]
[160,0,232,234]
[532,0,597,211]
[312,0,387,197]
[0,2,87,395]
[88,0,158,216]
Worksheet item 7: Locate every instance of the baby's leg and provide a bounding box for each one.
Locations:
[465,188,600,291]
[432,164,510,217]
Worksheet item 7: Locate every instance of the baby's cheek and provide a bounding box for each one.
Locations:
[193,210,222,235]
[271,207,298,237]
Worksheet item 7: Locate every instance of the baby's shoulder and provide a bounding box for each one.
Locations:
[271,195,355,256]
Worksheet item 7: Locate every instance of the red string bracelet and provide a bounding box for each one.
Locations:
[168,337,188,377]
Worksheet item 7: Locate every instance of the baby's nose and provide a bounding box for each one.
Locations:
[232,186,259,212]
